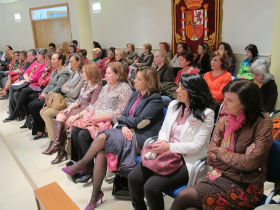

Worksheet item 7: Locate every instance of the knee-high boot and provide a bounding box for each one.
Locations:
[51,131,68,164]
[42,120,64,155]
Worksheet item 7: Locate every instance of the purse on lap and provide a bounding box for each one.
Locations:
[141,143,183,175]
[45,92,67,111]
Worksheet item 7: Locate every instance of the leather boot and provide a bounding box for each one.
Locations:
[51,132,68,164]
[42,121,64,155]
[41,141,53,154]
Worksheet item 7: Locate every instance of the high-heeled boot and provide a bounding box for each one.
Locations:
[42,121,64,155]
[51,132,68,164]
[41,141,53,154]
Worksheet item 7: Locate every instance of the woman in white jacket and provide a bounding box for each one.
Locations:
[128,74,217,210]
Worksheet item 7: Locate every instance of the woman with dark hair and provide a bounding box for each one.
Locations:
[218,42,236,75]
[97,47,116,78]
[237,44,259,79]
[93,41,107,59]
[171,43,190,77]
[62,67,164,209]
[128,74,216,210]
[193,42,211,75]
[175,51,199,85]
[170,79,273,210]
[203,52,232,104]
[250,59,278,112]
[28,52,70,139]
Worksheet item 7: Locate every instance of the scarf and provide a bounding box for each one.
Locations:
[222,111,246,152]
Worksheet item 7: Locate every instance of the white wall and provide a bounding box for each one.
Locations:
[221,0,275,55]
[0,4,8,51]
[89,0,172,50]
[0,0,79,50]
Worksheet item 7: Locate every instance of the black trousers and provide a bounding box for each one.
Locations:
[10,86,39,118]
[128,163,189,210]
[28,98,45,135]
[70,126,94,174]
[8,88,21,114]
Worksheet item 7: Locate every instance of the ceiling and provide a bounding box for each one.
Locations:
[0,0,21,3]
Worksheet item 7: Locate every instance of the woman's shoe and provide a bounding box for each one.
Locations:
[3,116,15,123]
[34,132,48,140]
[84,191,104,210]
[51,151,68,164]
[61,166,87,176]
[42,141,54,155]
[20,122,27,129]
[75,174,93,183]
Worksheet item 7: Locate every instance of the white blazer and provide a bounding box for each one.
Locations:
[158,100,214,173]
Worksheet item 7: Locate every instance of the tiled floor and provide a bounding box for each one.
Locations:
[0,99,278,210]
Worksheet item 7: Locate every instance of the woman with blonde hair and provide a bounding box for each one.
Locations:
[44,62,103,164]
[134,43,154,67]
[115,49,129,73]
[127,43,138,65]
[62,67,164,209]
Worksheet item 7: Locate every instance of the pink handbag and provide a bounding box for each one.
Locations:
[141,143,183,175]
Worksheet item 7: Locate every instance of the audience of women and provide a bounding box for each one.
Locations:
[44,62,102,165]
[28,52,70,140]
[203,53,232,104]
[115,49,129,73]
[65,62,132,183]
[97,47,116,78]
[62,67,164,210]
[128,74,216,210]
[175,51,199,85]
[4,52,54,122]
[250,58,278,112]
[41,53,84,146]
[154,50,174,83]
[5,48,47,121]
[236,44,259,79]
[90,48,102,64]
[193,42,211,75]
[134,43,154,67]
[126,43,138,65]
[170,79,273,210]
[217,42,236,75]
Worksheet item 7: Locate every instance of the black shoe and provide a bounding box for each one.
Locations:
[66,160,75,167]
[75,174,92,183]
[20,122,27,129]
[3,116,15,123]
[33,132,48,140]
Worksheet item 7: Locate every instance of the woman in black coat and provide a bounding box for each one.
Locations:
[62,67,164,210]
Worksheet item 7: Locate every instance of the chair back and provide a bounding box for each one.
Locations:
[267,140,280,182]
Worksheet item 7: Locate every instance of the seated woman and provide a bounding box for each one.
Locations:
[90,48,102,64]
[159,42,172,61]
[126,43,138,65]
[62,67,164,209]
[78,49,89,63]
[236,44,259,79]
[93,41,107,59]
[250,58,278,112]
[128,74,215,210]
[43,62,102,164]
[203,52,232,104]
[193,42,211,75]
[217,42,236,75]
[170,79,273,210]
[97,47,116,78]
[28,52,70,140]
[175,51,199,85]
[4,51,54,122]
[134,43,154,67]
[0,45,13,71]
[115,49,129,74]
[40,53,84,143]
[4,48,47,122]
[64,62,133,183]
[171,43,190,77]
[154,50,174,83]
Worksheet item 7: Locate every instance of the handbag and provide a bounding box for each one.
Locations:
[10,82,29,91]
[45,92,67,111]
[141,143,183,175]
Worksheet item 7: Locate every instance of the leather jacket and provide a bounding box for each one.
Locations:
[208,113,273,184]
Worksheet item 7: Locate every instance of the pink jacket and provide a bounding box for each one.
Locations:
[23,61,46,86]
